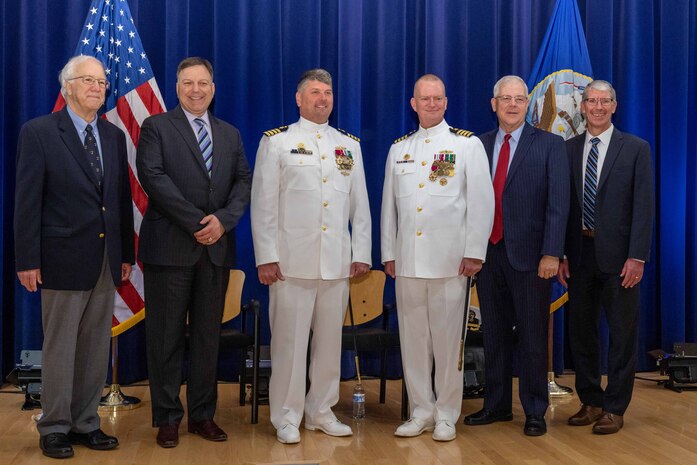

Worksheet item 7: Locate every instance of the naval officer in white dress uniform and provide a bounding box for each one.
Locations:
[251,68,372,444]
[381,74,494,442]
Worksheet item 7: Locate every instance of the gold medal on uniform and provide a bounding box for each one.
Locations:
[335,146,354,176]
[429,151,456,183]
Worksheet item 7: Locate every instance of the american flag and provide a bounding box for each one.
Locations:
[54,0,165,336]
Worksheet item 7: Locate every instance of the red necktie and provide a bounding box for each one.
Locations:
[490,133,511,244]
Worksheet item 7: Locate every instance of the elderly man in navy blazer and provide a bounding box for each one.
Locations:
[559,80,654,435]
[464,75,569,436]
[15,55,134,458]
[137,57,252,448]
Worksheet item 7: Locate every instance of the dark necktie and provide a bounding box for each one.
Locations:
[583,137,601,230]
[84,124,102,186]
[490,133,511,244]
[195,118,213,177]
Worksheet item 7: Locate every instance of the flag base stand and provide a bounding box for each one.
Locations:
[99,384,141,412]
[97,336,142,412]
[547,372,574,397]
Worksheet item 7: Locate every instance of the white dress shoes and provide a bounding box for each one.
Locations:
[394,418,435,437]
[304,419,353,437]
[432,419,456,441]
[276,424,301,444]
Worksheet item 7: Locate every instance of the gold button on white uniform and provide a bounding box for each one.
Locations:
[322,225,327,231]
[323,201,329,207]
[322,177,328,183]
[417,206,423,212]
[321,154,327,160]
[421,161,428,166]
[416,230,422,236]
[419,183,425,188]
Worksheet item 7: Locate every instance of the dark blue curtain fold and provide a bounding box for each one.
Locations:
[2,0,696,384]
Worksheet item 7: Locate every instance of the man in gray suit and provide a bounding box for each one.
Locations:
[15,55,134,458]
[136,57,252,448]
[559,80,654,435]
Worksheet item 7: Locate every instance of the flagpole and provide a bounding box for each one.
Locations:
[99,335,141,411]
[547,315,573,397]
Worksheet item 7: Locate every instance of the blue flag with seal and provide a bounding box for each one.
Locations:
[526,0,592,377]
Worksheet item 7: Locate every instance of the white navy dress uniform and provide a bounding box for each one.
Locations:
[251,116,371,437]
[381,119,494,429]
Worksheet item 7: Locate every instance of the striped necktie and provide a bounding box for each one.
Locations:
[84,124,102,186]
[194,118,213,177]
[583,137,601,230]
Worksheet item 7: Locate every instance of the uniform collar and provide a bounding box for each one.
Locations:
[416,119,449,139]
[298,116,330,133]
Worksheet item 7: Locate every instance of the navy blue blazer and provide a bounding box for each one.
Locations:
[14,106,135,290]
[136,105,252,268]
[565,128,654,274]
[480,123,570,271]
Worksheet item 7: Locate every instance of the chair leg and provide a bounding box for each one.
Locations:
[239,350,247,407]
[380,350,387,404]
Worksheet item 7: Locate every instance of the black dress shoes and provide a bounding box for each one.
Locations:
[524,415,547,436]
[156,424,180,448]
[188,419,228,441]
[464,408,514,425]
[68,429,119,450]
[40,432,74,459]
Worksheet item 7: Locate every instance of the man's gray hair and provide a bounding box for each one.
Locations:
[582,79,616,101]
[492,75,528,97]
[58,55,105,97]
[297,69,332,92]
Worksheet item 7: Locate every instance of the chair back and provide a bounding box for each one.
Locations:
[343,270,386,326]
[222,269,245,323]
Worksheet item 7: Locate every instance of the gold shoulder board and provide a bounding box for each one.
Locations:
[394,129,417,144]
[449,127,474,137]
[337,128,360,142]
[263,126,289,137]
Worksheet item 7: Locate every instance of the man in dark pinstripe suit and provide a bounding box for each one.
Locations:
[464,75,569,436]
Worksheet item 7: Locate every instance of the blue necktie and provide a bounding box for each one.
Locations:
[583,137,601,230]
[194,118,213,177]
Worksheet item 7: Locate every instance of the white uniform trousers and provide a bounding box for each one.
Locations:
[268,276,349,429]
[396,275,467,423]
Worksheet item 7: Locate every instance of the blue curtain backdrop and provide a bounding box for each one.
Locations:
[1,0,696,384]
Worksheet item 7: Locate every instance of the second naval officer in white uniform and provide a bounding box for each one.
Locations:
[381,74,494,442]
[251,69,371,444]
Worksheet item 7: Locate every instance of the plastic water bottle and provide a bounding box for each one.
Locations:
[352,383,365,419]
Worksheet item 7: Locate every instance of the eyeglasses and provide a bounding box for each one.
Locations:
[67,75,109,90]
[584,98,614,107]
[495,95,528,105]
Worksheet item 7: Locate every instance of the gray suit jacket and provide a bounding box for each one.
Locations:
[136,105,252,267]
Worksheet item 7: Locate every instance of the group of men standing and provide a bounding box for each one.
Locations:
[14,54,653,458]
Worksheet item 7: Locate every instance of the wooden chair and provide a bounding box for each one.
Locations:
[342,270,407,420]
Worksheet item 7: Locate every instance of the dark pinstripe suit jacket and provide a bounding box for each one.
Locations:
[136,105,252,267]
[565,128,654,274]
[480,123,570,271]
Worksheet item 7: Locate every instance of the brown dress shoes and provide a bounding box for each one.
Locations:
[568,404,603,426]
[156,424,180,448]
[592,412,624,434]
[188,419,228,441]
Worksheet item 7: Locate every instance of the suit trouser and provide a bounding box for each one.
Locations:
[268,277,348,429]
[568,236,639,415]
[38,251,114,436]
[477,241,550,417]
[144,253,228,426]
[395,275,467,424]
